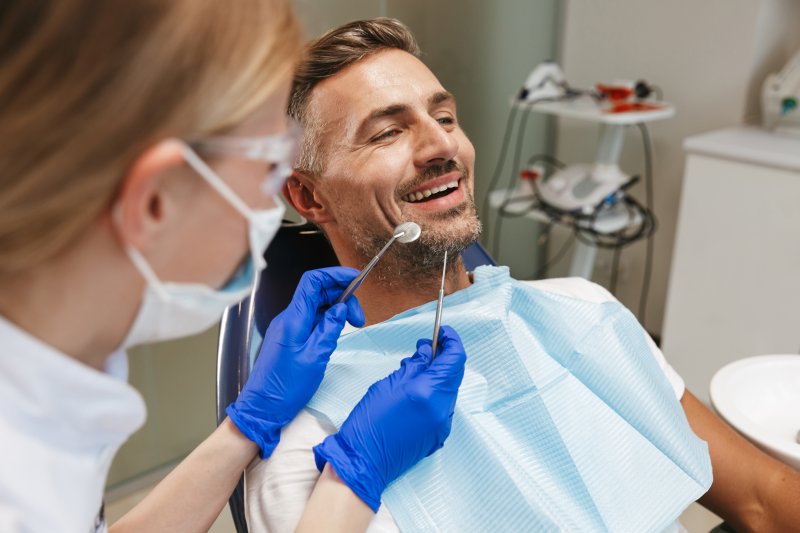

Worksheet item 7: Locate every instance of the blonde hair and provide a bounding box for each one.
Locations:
[288,18,420,175]
[0,0,303,276]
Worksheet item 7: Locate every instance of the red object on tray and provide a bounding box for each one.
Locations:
[595,83,633,101]
[607,101,666,113]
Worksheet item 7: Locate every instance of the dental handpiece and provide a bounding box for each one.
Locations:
[430,250,448,360]
[335,222,421,304]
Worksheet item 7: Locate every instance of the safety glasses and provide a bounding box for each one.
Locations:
[190,117,303,196]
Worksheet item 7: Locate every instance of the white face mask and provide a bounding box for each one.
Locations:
[120,123,299,348]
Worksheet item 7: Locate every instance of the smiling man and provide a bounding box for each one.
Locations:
[282,27,480,325]
[244,18,800,533]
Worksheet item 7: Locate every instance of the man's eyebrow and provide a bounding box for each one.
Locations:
[356,104,409,139]
[354,92,456,141]
[430,91,455,106]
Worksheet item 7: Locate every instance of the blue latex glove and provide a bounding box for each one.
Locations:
[227,267,365,458]
[313,325,467,512]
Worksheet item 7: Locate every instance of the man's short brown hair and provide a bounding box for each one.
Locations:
[289,18,420,174]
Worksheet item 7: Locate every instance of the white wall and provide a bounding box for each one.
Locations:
[293,0,387,36]
[556,0,800,335]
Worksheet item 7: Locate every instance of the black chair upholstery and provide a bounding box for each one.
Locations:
[215,222,495,532]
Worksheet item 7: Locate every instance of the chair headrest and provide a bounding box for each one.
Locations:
[254,222,340,334]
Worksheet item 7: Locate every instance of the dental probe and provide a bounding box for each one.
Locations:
[430,250,448,360]
[336,222,421,304]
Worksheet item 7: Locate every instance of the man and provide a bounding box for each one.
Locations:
[247,18,800,532]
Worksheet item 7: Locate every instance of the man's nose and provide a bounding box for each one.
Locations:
[414,117,459,167]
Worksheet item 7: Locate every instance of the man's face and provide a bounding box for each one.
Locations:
[308,48,480,277]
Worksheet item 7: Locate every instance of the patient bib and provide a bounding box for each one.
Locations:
[307,266,712,532]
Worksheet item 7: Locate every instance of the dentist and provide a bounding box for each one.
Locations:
[0,2,466,532]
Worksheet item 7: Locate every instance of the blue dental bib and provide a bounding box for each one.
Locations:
[307,266,712,532]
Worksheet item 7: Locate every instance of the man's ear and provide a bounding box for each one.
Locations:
[112,139,186,251]
[283,171,335,224]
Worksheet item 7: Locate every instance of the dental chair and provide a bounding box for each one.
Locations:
[215,221,495,532]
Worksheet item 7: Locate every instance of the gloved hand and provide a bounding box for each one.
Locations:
[227,267,365,458]
[313,325,467,512]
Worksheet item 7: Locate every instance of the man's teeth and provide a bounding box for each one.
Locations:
[402,181,459,203]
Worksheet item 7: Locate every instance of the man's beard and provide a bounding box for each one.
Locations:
[345,164,482,289]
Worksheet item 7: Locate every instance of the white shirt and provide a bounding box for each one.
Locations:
[0,316,146,533]
[246,278,686,532]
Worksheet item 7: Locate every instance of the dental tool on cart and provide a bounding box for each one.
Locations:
[485,61,672,320]
[336,222,421,304]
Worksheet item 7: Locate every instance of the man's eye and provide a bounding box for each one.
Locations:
[371,129,400,142]
[437,116,456,126]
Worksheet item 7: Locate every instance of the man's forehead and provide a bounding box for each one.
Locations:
[309,49,451,133]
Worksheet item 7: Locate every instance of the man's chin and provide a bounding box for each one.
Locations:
[416,217,482,255]
[416,200,480,244]
[409,219,481,264]
[360,215,481,283]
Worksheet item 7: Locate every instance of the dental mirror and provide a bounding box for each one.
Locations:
[394,221,421,243]
[336,222,421,304]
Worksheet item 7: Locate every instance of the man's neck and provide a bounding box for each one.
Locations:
[351,258,472,326]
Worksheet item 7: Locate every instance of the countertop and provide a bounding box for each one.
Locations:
[684,126,800,172]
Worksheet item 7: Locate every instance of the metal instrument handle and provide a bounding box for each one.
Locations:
[336,234,399,304]
[430,251,448,359]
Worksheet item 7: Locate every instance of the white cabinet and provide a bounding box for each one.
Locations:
[661,127,800,404]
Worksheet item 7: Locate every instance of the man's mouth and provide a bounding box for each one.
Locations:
[401,178,460,203]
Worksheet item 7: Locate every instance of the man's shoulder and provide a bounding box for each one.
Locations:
[516,277,617,305]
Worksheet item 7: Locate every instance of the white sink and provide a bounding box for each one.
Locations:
[710,354,800,470]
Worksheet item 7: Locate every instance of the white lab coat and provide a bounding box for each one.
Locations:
[0,316,146,533]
